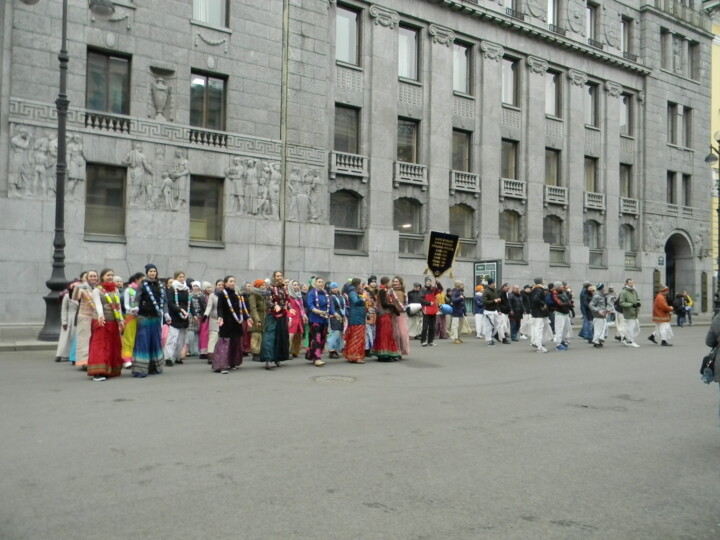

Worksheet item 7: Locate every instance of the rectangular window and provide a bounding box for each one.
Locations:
[545,70,561,117]
[584,157,597,192]
[452,130,471,172]
[85,164,126,237]
[86,50,130,115]
[667,102,678,144]
[682,174,691,206]
[190,72,226,131]
[190,176,223,242]
[502,57,518,106]
[620,93,632,136]
[548,0,559,26]
[398,26,418,80]
[584,83,598,127]
[545,149,560,186]
[586,3,597,40]
[397,118,418,163]
[667,171,676,204]
[453,43,470,94]
[620,17,632,53]
[682,107,692,147]
[193,0,227,27]
[660,29,671,70]
[688,41,700,80]
[501,139,518,180]
[620,164,632,198]
[334,105,359,154]
[336,6,359,65]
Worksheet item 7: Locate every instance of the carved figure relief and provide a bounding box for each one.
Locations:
[9,126,32,197]
[66,134,86,200]
[308,169,322,222]
[225,157,246,214]
[287,167,323,222]
[123,142,154,207]
[672,36,683,74]
[166,148,189,211]
[245,159,260,215]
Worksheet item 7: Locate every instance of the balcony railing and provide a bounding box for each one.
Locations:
[393,161,428,189]
[548,24,566,36]
[549,246,567,265]
[588,38,604,50]
[584,191,606,212]
[624,252,639,269]
[623,51,638,62]
[505,8,525,21]
[500,178,527,201]
[620,197,639,215]
[329,151,369,181]
[505,242,524,262]
[644,200,701,218]
[544,185,568,207]
[189,128,228,148]
[84,111,131,134]
[649,0,711,32]
[450,170,480,196]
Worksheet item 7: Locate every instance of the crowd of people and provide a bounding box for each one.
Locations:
[53,265,688,381]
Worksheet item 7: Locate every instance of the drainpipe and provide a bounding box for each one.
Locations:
[280,0,290,273]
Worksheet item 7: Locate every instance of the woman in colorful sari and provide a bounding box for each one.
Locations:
[214,275,251,374]
[287,280,306,358]
[260,271,293,368]
[305,278,333,366]
[391,276,410,356]
[343,278,366,364]
[121,272,145,369]
[72,269,98,369]
[248,279,267,366]
[132,264,167,378]
[372,276,402,362]
[87,268,125,381]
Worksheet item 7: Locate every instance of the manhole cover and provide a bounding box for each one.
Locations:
[314,375,356,384]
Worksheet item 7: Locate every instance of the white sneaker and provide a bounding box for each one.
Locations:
[92,375,107,381]
[123,361,132,369]
[537,346,548,353]
[519,335,528,340]
[628,341,639,348]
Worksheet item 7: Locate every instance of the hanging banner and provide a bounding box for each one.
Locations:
[426,231,459,278]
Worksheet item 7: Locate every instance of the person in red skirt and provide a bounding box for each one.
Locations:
[372,276,402,362]
[87,268,125,381]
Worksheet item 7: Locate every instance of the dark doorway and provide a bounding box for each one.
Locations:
[664,233,693,297]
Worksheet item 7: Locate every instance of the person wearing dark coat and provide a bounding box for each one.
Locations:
[508,285,524,341]
[704,315,720,419]
[529,278,549,353]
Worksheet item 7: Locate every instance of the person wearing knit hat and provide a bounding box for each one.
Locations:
[649,284,674,346]
[589,282,609,348]
[144,263,158,275]
[473,283,485,339]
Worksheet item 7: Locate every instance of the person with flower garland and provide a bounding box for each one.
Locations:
[372,276,402,362]
[260,271,294,368]
[164,271,193,366]
[120,272,145,369]
[305,277,333,366]
[87,268,125,381]
[287,280,307,358]
[248,279,267,365]
[214,275,252,374]
[132,264,167,378]
[72,269,99,369]
[327,282,346,359]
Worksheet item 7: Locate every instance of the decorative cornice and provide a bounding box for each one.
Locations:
[481,40,504,61]
[428,24,455,47]
[605,80,623,97]
[369,4,399,29]
[527,55,549,75]
[567,68,588,86]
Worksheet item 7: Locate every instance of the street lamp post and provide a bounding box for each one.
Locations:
[21,0,115,341]
[704,140,720,316]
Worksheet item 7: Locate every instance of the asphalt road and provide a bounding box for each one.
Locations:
[1,325,718,540]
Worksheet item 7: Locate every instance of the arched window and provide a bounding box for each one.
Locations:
[330,190,363,251]
[499,210,520,243]
[449,204,474,239]
[394,197,423,254]
[543,215,563,245]
[619,224,635,252]
[393,197,422,234]
[583,220,600,249]
[499,210,523,261]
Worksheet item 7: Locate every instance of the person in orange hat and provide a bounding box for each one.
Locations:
[473,284,485,339]
[649,284,674,346]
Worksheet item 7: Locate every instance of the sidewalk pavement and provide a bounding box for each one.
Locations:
[1,312,711,353]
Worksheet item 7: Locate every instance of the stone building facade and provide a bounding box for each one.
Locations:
[0,0,714,326]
